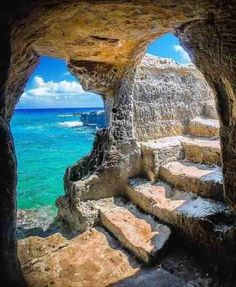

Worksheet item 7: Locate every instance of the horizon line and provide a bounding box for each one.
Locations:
[15,106,104,110]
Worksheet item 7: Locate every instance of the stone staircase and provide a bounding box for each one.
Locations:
[92,115,236,272]
[18,116,236,285]
[99,199,171,263]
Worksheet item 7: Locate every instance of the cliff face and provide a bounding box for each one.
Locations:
[132,55,215,141]
[56,54,217,231]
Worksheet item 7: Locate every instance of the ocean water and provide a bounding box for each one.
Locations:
[11,108,103,211]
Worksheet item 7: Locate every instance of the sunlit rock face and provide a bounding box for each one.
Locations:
[56,54,217,231]
[132,55,214,141]
[18,228,140,287]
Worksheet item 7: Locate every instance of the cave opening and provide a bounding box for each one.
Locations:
[13,55,106,238]
[0,2,235,286]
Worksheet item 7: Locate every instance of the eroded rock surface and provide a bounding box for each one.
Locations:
[99,200,171,263]
[18,228,140,287]
[17,207,58,239]
[132,56,214,141]
[18,228,226,287]
[58,55,217,232]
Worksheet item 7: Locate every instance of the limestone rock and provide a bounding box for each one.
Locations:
[202,101,218,120]
[140,136,184,181]
[159,160,223,200]
[181,137,221,166]
[127,178,236,267]
[80,110,106,128]
[100,200,171,263]
[18,228,140,287]
[189,118,219,138]
[17,207,57,239]
[59,55,216,231]
[133,55,215,141]
[0,1,236,285]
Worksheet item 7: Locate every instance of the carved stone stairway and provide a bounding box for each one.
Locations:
[95,116,236,272]
[18,116,236,286]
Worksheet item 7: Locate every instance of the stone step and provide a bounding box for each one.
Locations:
[140,136,184,181]
[159,160,223,200]
[99,200,171,263]
[181,137,221,166]
[127,178,236,259]
[189,117,219,138]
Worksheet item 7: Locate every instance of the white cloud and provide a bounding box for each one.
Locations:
[173,45,191,64]
[19,76,103,108]
[22,76,84,98]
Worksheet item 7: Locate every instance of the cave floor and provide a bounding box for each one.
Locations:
[18,227,230,287]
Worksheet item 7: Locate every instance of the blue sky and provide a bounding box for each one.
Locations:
[17,33,191,109]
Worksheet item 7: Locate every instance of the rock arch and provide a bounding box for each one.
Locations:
[0,1,235,285]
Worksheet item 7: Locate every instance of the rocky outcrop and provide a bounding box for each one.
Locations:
[18,228,223,287]
[17,207,57,240]
[57,55,217,232]
[132,56,214,141]
[99,199,171,263]
[55,53,236,278]
[18,228,140,287]
[0,115,26,286]
[80,110,106,128]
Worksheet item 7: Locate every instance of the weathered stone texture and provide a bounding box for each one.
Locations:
[127,178,236,273]
[18,228,140,287]
[58,55,216,231]
[4,1,229,119]
[0,116,26,286]
[132,55,214,141]
[99,201,171,263]
[57,65,142,230]
[159,161,223,200]
[181,137,221,165]
[189,118,219,138]
[176,10,236,208]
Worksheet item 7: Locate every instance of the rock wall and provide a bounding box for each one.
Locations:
[132,55,215,141]
[57,62,141,231]
[176,12,236,209]
[56,54,216,231]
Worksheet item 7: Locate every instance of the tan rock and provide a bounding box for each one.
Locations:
[127,178,235,254]
[181,137,221,165]
[140,136,184,181]
[159,160,223,200]
[100,203,171,263]
[18,228,140,287]
[189,118,219,138]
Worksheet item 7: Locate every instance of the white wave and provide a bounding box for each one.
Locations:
[58,121,83,128]
[58,114,74,118]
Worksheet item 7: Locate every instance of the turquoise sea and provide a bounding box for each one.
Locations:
[12,108,103,211]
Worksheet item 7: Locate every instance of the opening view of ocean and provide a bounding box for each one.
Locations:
[12,108,104,212]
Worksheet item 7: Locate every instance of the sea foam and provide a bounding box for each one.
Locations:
[58,121,83,128]
[58,114,74,118]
